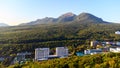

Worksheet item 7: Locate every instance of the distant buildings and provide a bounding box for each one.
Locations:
[84,40,120,55]
[84,49,102,55]
[14,52,31,64]
[90,40,120,48]
[35,47,68,61]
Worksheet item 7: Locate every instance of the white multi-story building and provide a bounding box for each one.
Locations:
[110,47,120,52]
[35,47,69,61]
[56,47,68,57]
[35,48,49,60]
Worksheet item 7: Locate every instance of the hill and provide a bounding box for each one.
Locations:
[75,12,107,23]
[20,12,109,25]
[0,23,9,27]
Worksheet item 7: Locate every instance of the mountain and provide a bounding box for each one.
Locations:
[0,23,9,27]
[75,12,108,23]
[57,12,76,23]
[20,12,108,25]
[22,17,57,25]
[0,20,118,58]
[20,12,76,25]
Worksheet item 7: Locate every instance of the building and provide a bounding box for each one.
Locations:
[115,31,120,34]
[35,47,68,61]
[0,57,4,62]
[90,41,99,47]
[14,52,31,64]
[84,49,102,55]
[16,52,31,60]
[110,47,120,52]
[116,42,120,46]
[76,52,84,56]
[56,47,68,57]
[102,47,109,52]
[35,48,49,61]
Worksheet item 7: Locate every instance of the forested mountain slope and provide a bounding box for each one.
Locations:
[0,22,120,57]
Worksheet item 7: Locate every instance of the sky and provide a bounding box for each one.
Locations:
[0,0,120,26]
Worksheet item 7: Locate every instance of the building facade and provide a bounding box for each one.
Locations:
[35,48,49,60]
[56,47,68,57]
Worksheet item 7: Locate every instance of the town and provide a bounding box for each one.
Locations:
[2,39,119,64]
[0,32,120,64]
[1,39,120,65]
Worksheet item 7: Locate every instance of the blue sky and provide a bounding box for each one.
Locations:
[0,0,120,25]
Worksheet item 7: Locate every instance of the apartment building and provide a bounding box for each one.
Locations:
[35,48,49,60]
[56,47,68,57]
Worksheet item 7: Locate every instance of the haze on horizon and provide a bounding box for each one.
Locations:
[0,0,120,26]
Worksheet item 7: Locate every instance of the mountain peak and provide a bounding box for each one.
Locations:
[79,12,94,17]
[75,12,106,23]
[59,12,76,18]
[57,12,76,23]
